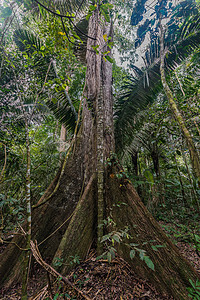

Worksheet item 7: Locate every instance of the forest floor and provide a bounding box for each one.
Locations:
[0,219,200,300]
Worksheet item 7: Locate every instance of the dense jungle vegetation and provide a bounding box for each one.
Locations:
[0,0,200,298]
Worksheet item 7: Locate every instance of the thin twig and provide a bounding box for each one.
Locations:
[32,0,74,19]
[47,272,54,299]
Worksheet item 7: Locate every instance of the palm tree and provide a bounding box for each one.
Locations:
[116,7,200,185]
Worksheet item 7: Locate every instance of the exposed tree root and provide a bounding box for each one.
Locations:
[0,131,85,288]
[53,174,97,274]
[105,166,200,299]
[1,162,199,300]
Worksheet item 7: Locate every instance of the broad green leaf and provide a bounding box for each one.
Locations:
[130,249,136,259]
[101,234,110,242]
[151,245,158,251]
[144,256,155,271]
[139,250,145,261]
[107,251,112,262]
[112,234,121,243]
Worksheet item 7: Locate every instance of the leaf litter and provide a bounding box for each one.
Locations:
[0,222,199,300]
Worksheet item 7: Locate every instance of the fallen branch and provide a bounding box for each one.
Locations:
[29,285,48,300]
[30,240,92,300]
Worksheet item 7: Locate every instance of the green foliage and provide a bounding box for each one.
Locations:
[97,215,155,270]
[104,55,113,63]
[0,194,24,229]
[129,243,155,271]
[13,27,82,132]
[143,169,154,186]
[0,0,87,236]
[53,257,64,267]
[115,4,200,155]
[86,4,97,21]
[187,279,200,299]
[69,255,81,265]
[0,115,61,232]
[100,3,113,22]
[52,254,81,267]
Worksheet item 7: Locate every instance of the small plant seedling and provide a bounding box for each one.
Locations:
[69,254,80,265]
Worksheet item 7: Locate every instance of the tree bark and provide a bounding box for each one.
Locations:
[105,165,200,299]
[21,117,32,300]
[181,143,200,212]
[0,128,85,287]
[59,124,67,154]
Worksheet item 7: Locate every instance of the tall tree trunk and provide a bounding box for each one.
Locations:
[21,117,32,300]
[59,124,67,154]
[131,152,138,177]
[174,152,187,206]
[160,24,200,187]
[53,9,114,261]
[181,144,200,212]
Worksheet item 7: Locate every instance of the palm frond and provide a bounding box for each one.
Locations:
[55,0,87,16]
[142,10,200,69]
[41,88,78,132]
[115,11,200,154]
[32,0,87,20]
[121,122,156,162]
[14,28,42,52]
[114,67,162,154]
